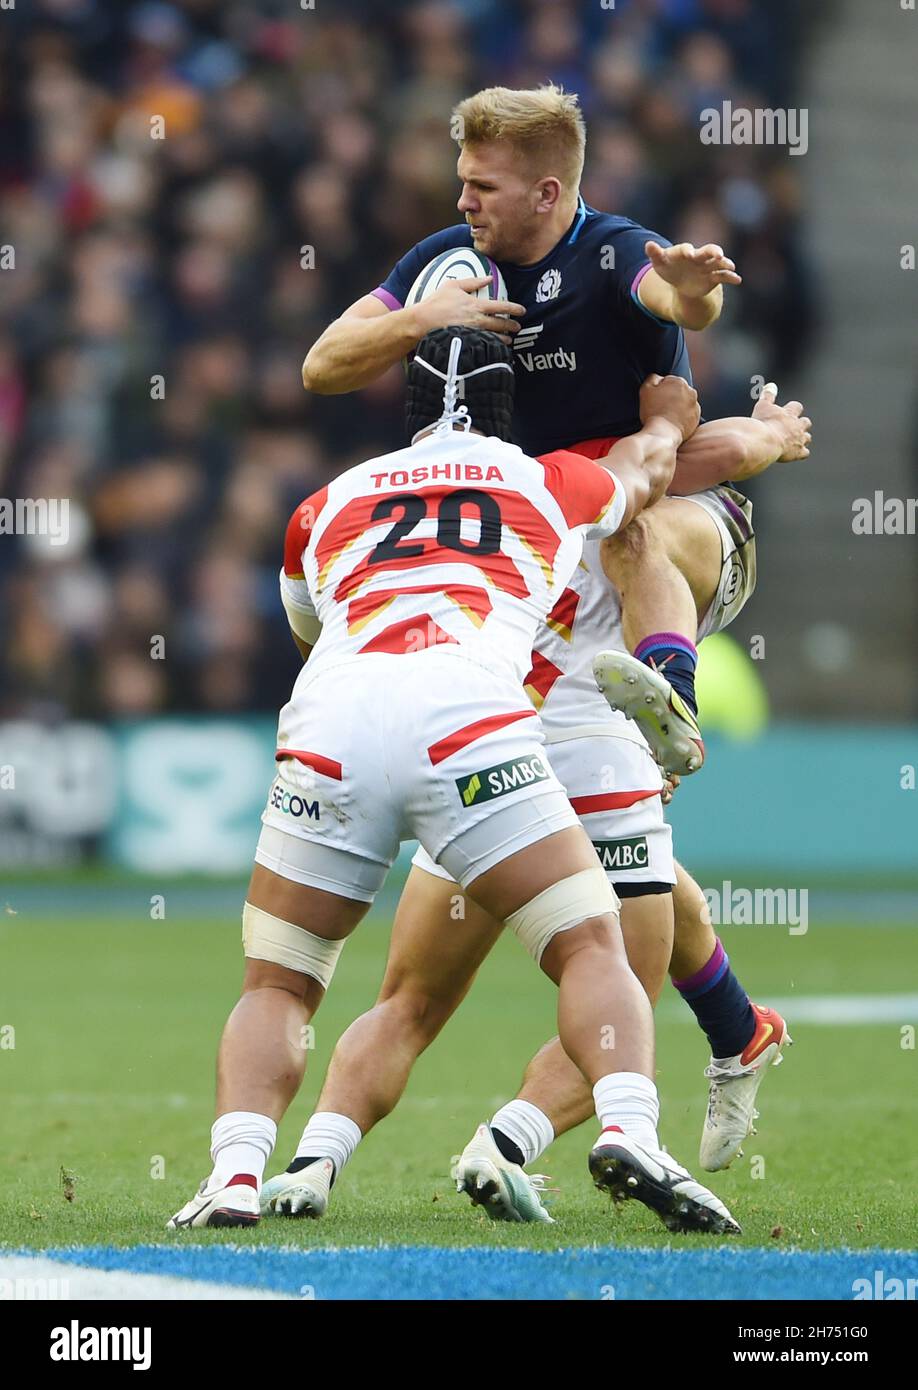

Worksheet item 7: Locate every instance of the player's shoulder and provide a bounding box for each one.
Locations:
[284,486,330,575]
[579,205,668,247]
[287,487,326,530]
[283,452,408,568]
[535,446,607,484]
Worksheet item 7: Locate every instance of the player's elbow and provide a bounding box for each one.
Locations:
[670,429,745,494]
[302,346,332,395]
[708,428,753,481]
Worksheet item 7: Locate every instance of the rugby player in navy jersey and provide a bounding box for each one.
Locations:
[268,85,811,1220]
[305,84,809,775]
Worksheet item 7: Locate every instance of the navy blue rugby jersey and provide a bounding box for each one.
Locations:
[373,197,693,457]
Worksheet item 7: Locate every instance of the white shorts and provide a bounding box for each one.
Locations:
[684,485,756,639]
[256,650,579,901]
[412,729,675,896]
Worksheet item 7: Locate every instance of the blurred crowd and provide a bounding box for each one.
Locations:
[0,0,821,720]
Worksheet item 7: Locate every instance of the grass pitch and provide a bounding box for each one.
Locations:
[2,897,916,1255]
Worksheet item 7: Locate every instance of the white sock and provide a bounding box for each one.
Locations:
[210,1111,277,1188]
[490,1099,555,1166]
[592,1072,660,1150]
[294,1111,362,1177]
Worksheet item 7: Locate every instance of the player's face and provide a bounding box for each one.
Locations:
[457,143,542,263]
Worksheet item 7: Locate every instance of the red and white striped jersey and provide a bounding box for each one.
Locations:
[281,430,625,685]
[524,539,645,744]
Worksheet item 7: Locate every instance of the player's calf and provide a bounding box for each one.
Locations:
[600,501,710,719]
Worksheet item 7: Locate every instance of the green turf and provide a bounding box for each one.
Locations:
[2,907,916,1250]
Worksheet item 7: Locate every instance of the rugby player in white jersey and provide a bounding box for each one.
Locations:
[261,87,808,1216]
[169,328,741,1235]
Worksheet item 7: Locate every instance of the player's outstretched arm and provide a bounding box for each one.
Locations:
[597,374,700,529]
[638,241,741,332]
[302,294,418,394]
[302,279,524,394]
[667,384,812,495]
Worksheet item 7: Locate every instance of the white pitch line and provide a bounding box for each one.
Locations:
[0,1254,293,1301]
[660,993,918,1025]
[767,994,918,1024]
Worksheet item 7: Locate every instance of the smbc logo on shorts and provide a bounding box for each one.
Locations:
[456,754,550,807]
[592,837,649,871]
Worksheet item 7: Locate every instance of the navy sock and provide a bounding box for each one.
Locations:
[634,632,699,715]
[490,1127,525,1168]
[673,939,755,1058]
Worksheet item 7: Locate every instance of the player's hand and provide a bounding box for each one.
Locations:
[645,241,742,298]
[410,276,525,345]
[751,382,813,460]
[639,373,700,442]
[660,772,681,805]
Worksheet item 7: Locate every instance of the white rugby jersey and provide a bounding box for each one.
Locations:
[524,539,645,745]
[281,430,625,686]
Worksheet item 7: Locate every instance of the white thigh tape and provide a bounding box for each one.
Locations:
[242,901,345,988]
[506,867,620,964]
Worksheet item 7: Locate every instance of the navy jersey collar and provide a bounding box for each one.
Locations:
[568,194,588,244]
[504,195,591,272]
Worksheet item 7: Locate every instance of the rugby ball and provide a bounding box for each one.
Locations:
[405,247,507,308]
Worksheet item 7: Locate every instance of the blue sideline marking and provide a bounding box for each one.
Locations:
[35,1245,917,1301]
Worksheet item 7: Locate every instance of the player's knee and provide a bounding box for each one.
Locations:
[539,914,623,980]
[507,867,621,974]
[374,983,454,1048]
[241,957,321,1004]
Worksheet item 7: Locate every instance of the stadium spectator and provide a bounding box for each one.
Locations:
[0,0,817,718]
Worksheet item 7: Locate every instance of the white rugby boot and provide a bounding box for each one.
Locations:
[167,1176,260,1230]
[593,649,705,776]
[259,1158,335,1218]
[455,1124,554,1223]
[700,1004,792,1171]
[589,1129,741,1235]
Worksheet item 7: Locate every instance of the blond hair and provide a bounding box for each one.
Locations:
[452,84,586,192]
